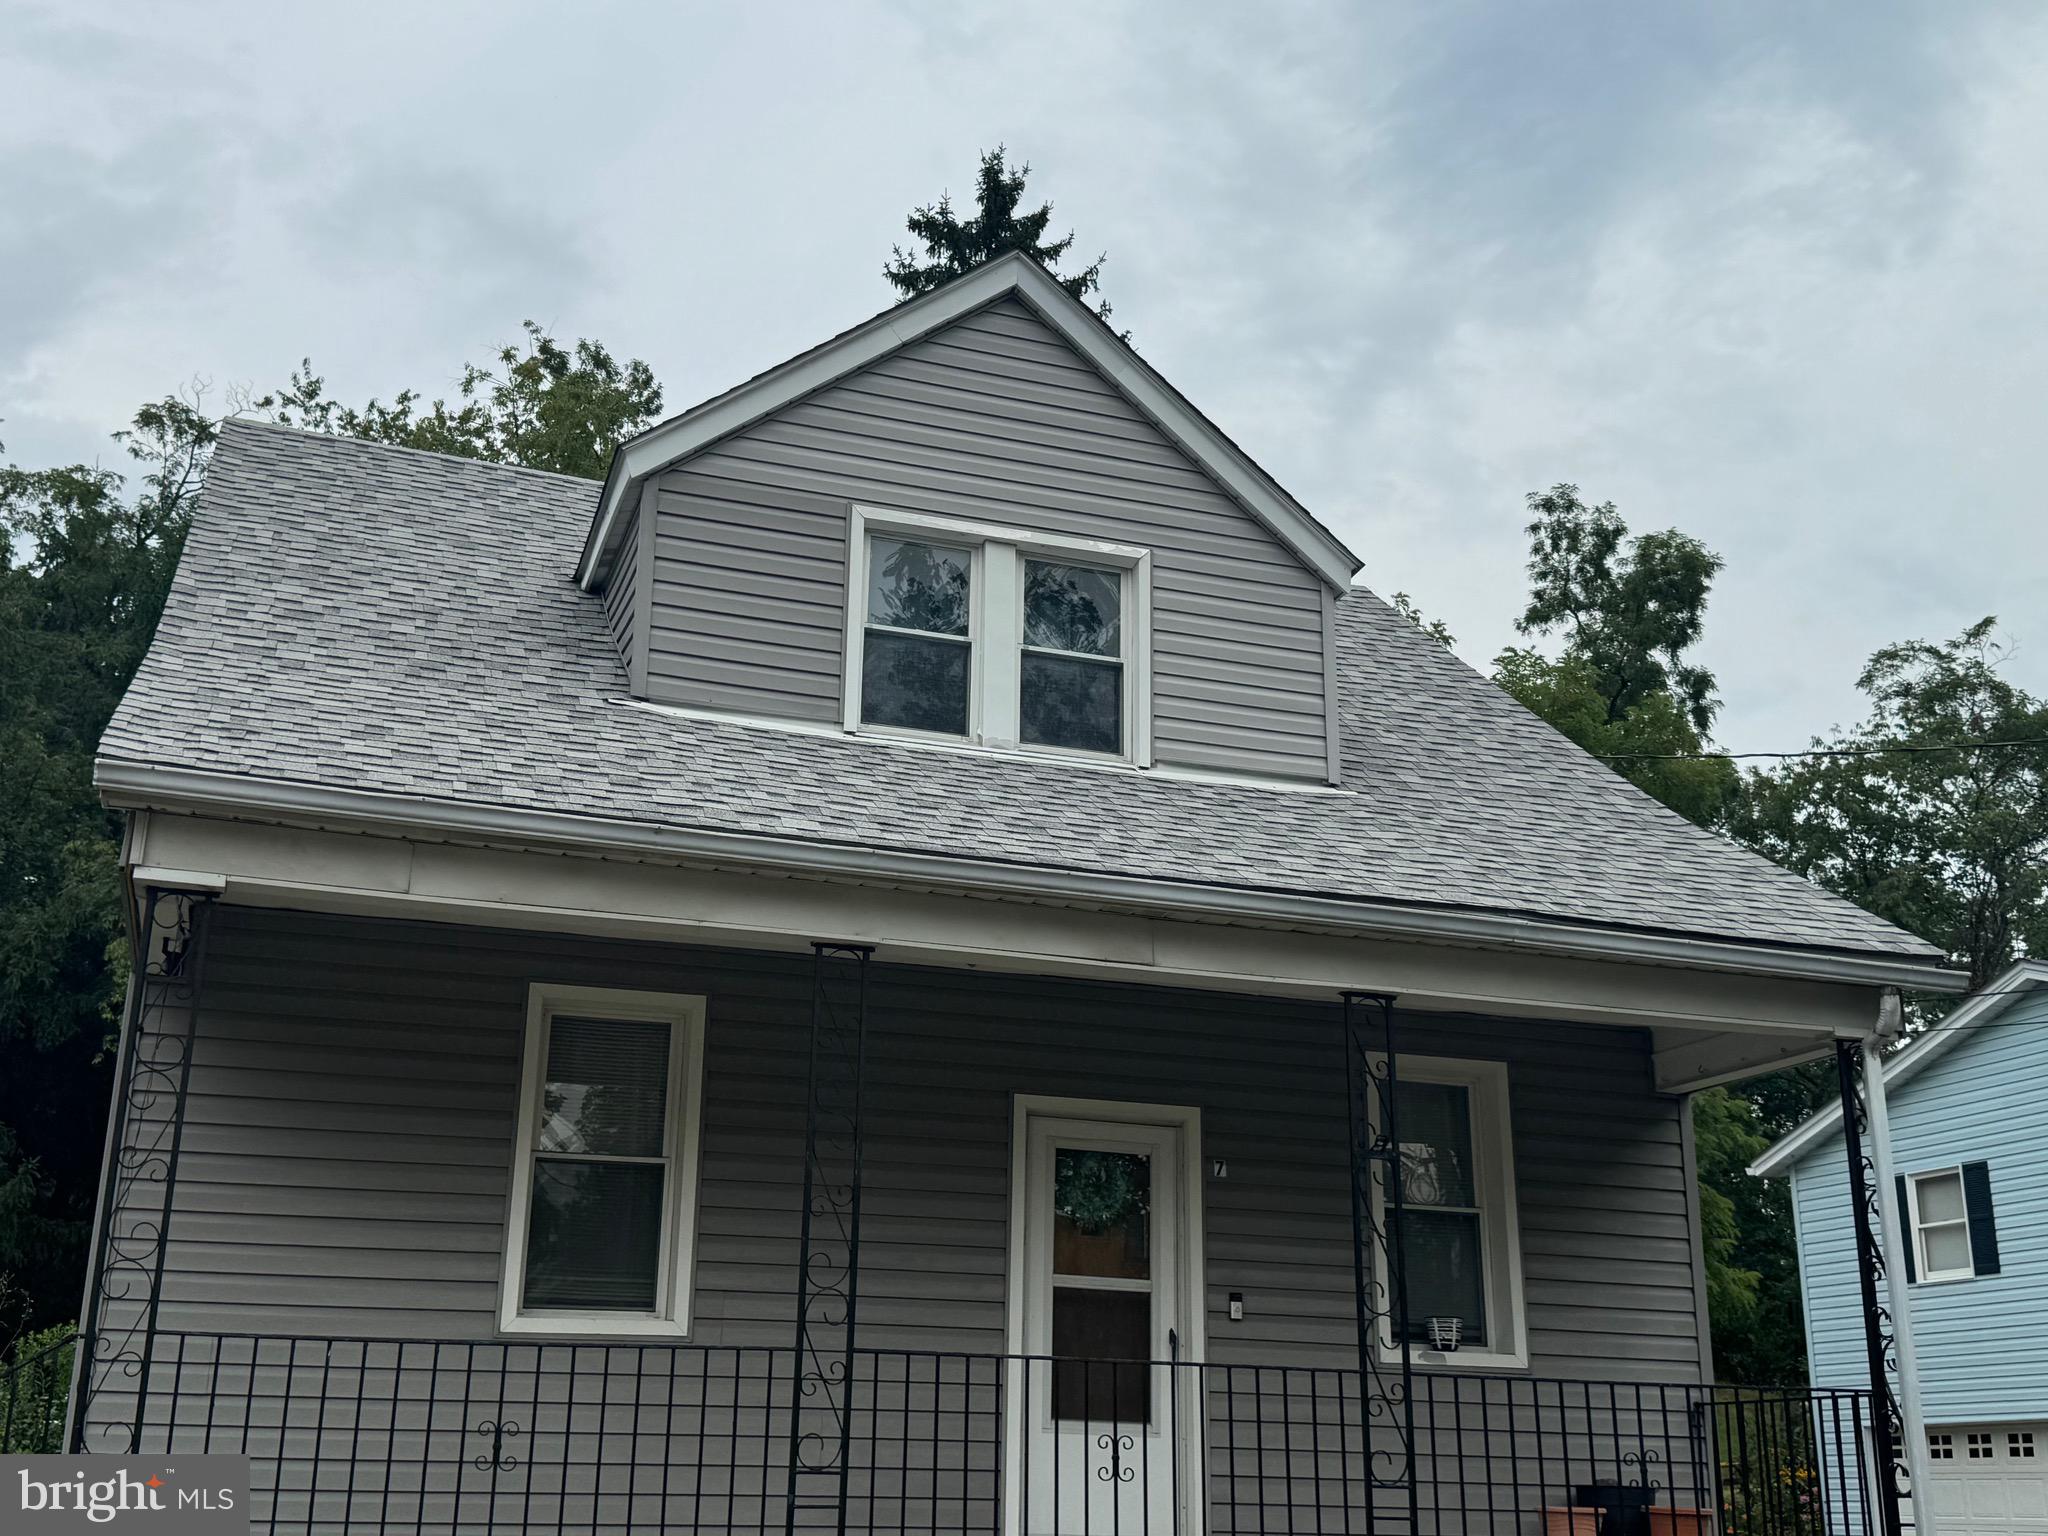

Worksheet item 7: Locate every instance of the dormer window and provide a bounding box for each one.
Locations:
[862,537,974,736]
[1022,561,1123,754]
[845,507,1152,764]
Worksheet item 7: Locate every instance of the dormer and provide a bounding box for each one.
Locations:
[579,253,1361,784]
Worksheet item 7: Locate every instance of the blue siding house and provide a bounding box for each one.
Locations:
[1754,962,2048,1536]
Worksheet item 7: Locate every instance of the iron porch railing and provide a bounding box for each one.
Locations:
[34,1329,1884,1536]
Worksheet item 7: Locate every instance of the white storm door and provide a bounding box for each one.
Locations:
[1012,1109,1199,1536]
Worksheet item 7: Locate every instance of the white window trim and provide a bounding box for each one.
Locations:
[1904,1166,1976,1285]
[1368,1055,1529,1371]
[498,983,708,1337]
[842,505,1154,767]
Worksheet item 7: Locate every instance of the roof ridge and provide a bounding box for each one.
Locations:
[221,415,609,491]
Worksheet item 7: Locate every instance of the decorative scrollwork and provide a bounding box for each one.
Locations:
[1342,990,1418,1516]
[1836,1039,1909,1536]
[784,942,875,1536]
[1095,1432,1136,1483]
[73,889,215,1453]
[474,1418,522,1472]
[1623,1447,1665,1491]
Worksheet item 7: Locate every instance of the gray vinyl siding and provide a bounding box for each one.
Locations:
[644,296,1333,781]
[602,508,639,682]
[133,906,1703,1380]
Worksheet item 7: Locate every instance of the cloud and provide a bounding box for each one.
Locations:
[4,0,2044,751]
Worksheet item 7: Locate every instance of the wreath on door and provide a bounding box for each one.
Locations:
[1054,1149,1151,1234]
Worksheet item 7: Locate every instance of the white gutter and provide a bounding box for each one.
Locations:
[96,758,1964,995]
[1748,960,2048,1177]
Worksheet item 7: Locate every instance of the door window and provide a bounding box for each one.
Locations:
[1050,1148,1153,1422]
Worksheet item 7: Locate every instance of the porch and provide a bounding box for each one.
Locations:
[45,891,1914,1533]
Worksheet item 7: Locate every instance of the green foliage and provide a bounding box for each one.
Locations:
[257,321,662,482]
[885,147,1117,329]
[1735,618,2048,994]
[0,1323,78,1452]
[1518,484,1726,732]
[0,324,656,1334]
[0,398,212,1333]
[1388,592,1456,650]
[1494,648,1739,826]
[1690,1088,1818,1384]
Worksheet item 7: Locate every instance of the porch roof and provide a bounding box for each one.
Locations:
[98,420,1947,978]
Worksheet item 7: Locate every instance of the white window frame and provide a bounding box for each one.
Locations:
[498,984,708,1337]
[842,505,1154,767]
[1904,1166,1976,1285]
[1368,1056,1528,1371]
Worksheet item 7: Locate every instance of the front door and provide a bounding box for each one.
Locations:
[1009,1104,1201,1536]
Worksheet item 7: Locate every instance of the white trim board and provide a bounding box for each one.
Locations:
[842,504,1155,767]
[1366,1055,1529,1372]
[575,252,1361,595]
[125,809,1904,1049]
[99,763,1962,998]
[1749,961,2048,1178]
[498,983,709,1339]
[1002,1093,1209,1365]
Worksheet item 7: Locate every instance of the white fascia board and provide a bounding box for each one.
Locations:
[1747,959,2048,1177]
[95,756,1966,997]
[575,252,1362,594]
[132,811,1884,1038]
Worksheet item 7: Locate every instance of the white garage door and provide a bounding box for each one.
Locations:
[1925,1425,2048,1536]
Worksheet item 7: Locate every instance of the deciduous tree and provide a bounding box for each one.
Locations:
[0,325,659,1337]
[1736,619,2048,995]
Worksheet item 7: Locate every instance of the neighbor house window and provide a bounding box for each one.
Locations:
[1374,1057,1527,1369]
[500,985,706,1336]
[1900,1161,2000,1284]
[845,508,1150,763]
[1908,1168,1975,1283]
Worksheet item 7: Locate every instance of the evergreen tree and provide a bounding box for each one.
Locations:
[885,147,1117,329]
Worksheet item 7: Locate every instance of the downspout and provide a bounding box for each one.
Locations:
[1863,991,1934,1535]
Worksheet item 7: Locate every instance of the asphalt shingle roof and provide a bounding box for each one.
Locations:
[99,419,1941,963]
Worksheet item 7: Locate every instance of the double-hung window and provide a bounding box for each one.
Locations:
[1910,1169,1973,1281]
[1372,1057,1527,1369]
[860,536,974,736]
[500,985,707,1336]
[846,508,1150,763]
[1903,1163,2002,1284]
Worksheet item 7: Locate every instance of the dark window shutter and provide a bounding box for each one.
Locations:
[1962,1161,2001,1276]
[1895,1176,1917,1283]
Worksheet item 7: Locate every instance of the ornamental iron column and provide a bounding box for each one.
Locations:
[70,887,215,1453]
[1835,1038,1909,1536]
[1341,991,1417,1534]
[785,942,875,1536]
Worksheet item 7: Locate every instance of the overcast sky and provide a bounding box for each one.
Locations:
[7,1,2045,750]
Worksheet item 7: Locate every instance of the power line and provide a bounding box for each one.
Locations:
[1597,737,2048,763]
